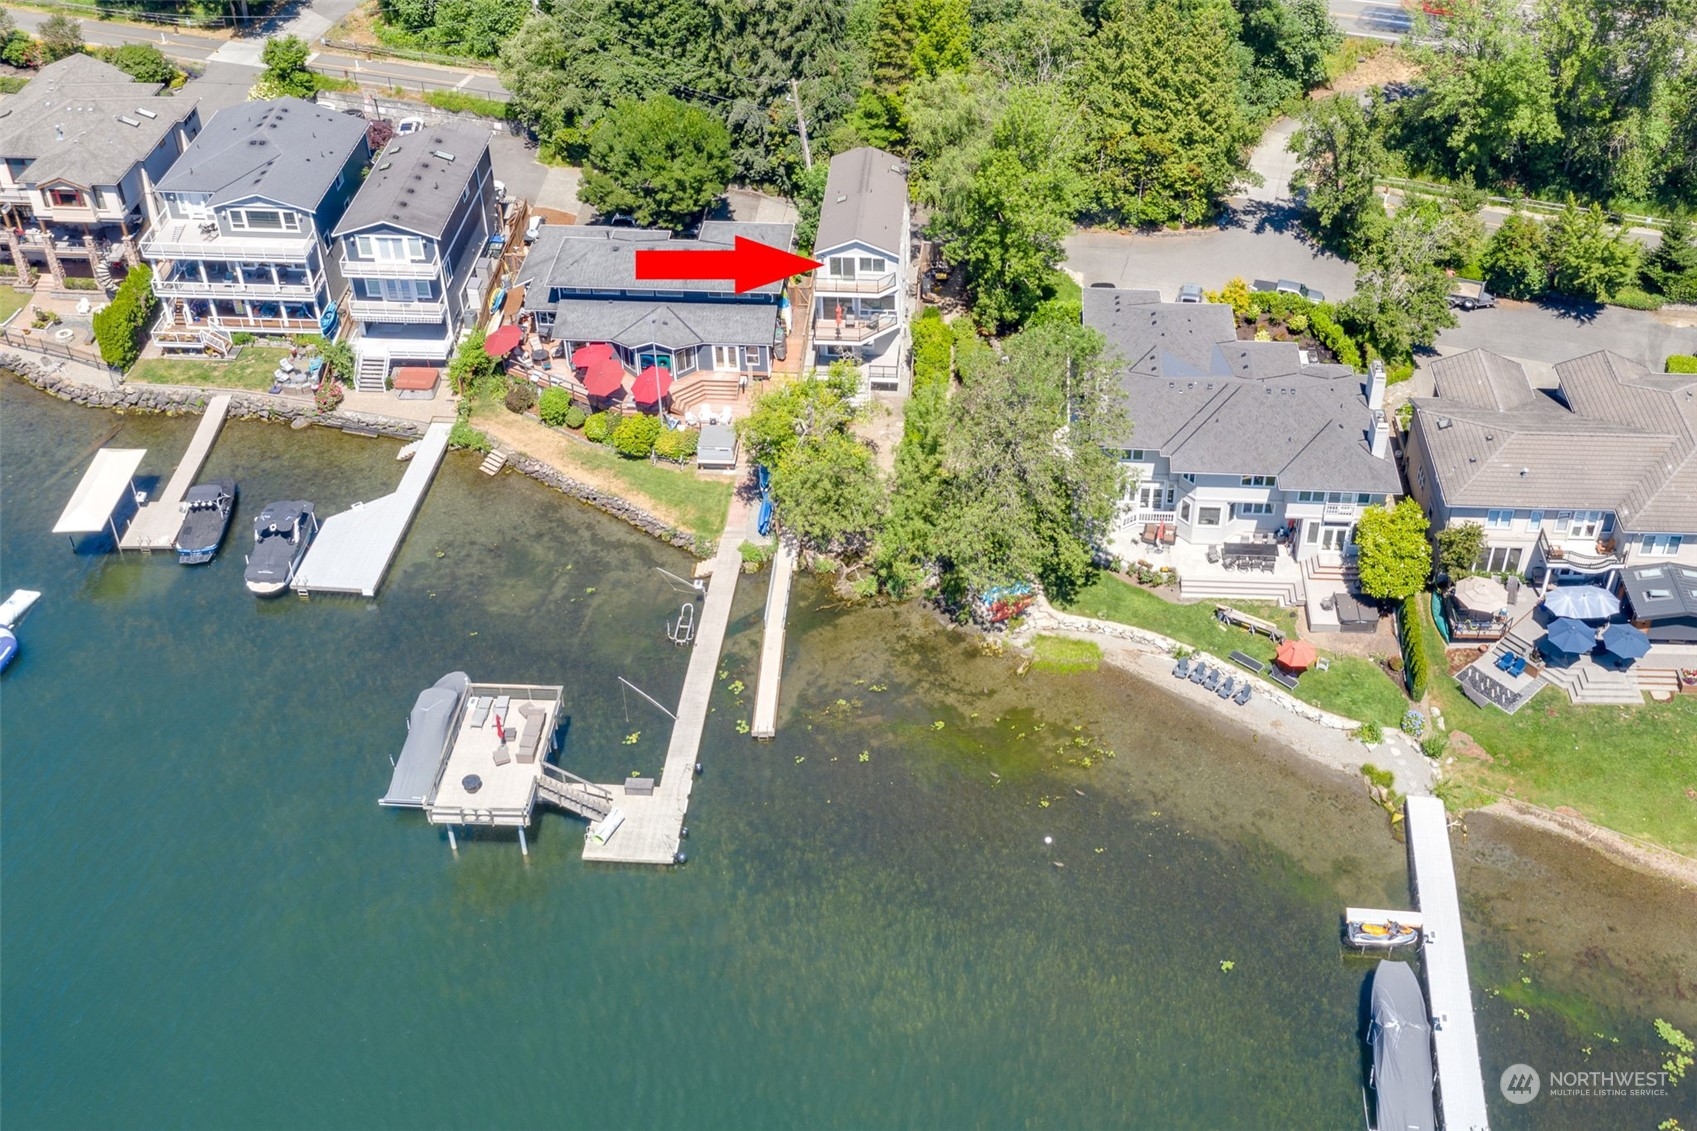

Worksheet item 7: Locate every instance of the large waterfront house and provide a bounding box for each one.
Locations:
[1404,348,1697,591]
[1083,286,1401,609]
[332,122,497,391]
[518,220,794,413]
[140,99,369,352]
[810,146,911,394]
[0,54,201,290]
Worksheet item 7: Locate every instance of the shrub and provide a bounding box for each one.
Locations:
[63,276,100,291]
[1387,361,1414,384]
[1668,355,1697,375]
[611,412,663,458]
[653,427,700,463]
[583,410,617,443]
[538,387,574,426]
[911,308,953,391]
[314,379,344,415]
[32,308,61,328]
[1360,761,1395,789]
[423,90,515,119]
[106,43,175,84]
[1606,286,1664,311]
[739,540,772,566]
[448,419,491,452]
[504,381,536,414]
[1309,305,1363,369]
[563,405,587,429]
[91,263,155,370]
[1400,709,1426,738]
[1420,731,1449,759]
[230,332,256,347]
[1396,595,1430,699]
[1285,313,1310,334]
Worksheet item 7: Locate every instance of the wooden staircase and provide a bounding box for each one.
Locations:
[669,373,742,414]
[535,766,613,821]
[478,447,508,475]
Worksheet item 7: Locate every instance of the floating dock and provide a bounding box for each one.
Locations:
[580,516,746,864]
[749,537,796,740]
[1405,796,1492,1131]
[118,394,230,551]
[292,420,452,597]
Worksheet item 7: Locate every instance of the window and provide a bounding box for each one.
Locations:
[1476,545,1524,573]
[1528,510,1543,531]
[1197,506,1223,526]
[1240,475,1274,486]
[1178,499,1192,523]
[742,346,764,369]
[229,209,285,230]
[1305,522,1319,544]
[858,256,886,273]
[1356,493,1373,505]
[1327,491,1349,503]
[1119,449,1148,461]
[1416,468,1426,491]
[355,234,425,261]
[713,345,738,370]
[1565,510,1603,538]
[1297,490,1323,502]
[829,256,855,277]
[49,188,82,207]
[1235,502,1273,517]
[1642,534,1684,556]
[1181,473,1195,484]
[1486,509,1514,529]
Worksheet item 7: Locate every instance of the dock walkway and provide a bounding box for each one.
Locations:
[118,394,230,551]
[581,492,749,864]
[749,537,796,739]
[1405,796,1492,1131]
[292,420,452,597]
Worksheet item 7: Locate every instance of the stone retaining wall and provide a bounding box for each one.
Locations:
[1028,599,1363,731]
[4,353,704,556]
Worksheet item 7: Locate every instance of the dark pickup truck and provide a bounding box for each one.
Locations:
[1252,278,1325,303]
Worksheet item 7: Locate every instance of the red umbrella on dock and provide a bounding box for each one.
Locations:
[572,342,615,367]
[484,324,522,357]
[581,356,626,398]
[631,365,673,404]
[1274,639,1317,671]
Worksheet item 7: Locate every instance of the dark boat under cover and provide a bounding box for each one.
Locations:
[244,501,318,596]
[1366,959,1436,1131]
[173,480,237,564]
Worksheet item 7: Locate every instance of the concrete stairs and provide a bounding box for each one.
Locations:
[354,354,388,393]
[1178,574,1302,606]
[1538,662,1645,706]
[1635,668,1680,700]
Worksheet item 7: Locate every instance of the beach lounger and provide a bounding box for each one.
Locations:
[1172,656,1192,679]
[1203,666,1221,692]
[1234,683,1252,705]
[1189,662,1208,684]
[1495,651,1514,672]
[1228,650,1264,675]
[469,696,494,727]
[1508,655,1527,678]
[492,695,510,716]
[1216,675,1236,699]
[1269,667,1298,691]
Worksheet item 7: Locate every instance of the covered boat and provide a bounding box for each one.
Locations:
[173,480,237,564]
[1348,919,1420,950]
[244,501,318,596]
[380,672,472,808]
[0,626,16,673]
[1365,959,1436,1131]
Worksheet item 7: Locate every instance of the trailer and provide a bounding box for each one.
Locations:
[1446,277,1496,310]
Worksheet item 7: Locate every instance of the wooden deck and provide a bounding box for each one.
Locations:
[292,421,451,597]
[749,538,796,739]
[118,394,230,551]
[581,492,749,864]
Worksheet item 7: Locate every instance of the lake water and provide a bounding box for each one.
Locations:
[3,375,1693,1129]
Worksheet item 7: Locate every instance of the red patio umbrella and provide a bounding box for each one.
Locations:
[571,342,615,367]
[1274,638,1317,671]
[483,324,522,357]
[581,355,626,398]
[631,364,673,404]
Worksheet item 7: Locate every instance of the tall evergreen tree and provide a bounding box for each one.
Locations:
[1642,215,1697,304]
[852,0,919,151]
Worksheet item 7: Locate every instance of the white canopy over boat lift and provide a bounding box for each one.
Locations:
[53,448,147,548]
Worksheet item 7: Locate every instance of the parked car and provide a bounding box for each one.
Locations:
[1446,277,1496,311]
[1252,278,1325,303]
[1176,283,1204,303]
[525,214,546,244]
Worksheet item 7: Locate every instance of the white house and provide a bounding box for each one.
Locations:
[810,146,910,394]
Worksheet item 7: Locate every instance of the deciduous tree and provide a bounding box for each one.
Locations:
[107,44,175,85]
[1355,497,1431,601]
[1289,94,1388,253]
[1341,199,1471,360]
[578,95,734,231]
[1435,523,1486,578]
[1480,213,1549,299]
[38,15,83,63]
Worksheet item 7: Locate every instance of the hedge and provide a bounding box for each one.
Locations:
[538,387,573,426]
[91,263,155,370]
[1606,287,1664,311]
[653,427,699,463]
[911,308,953,392]
[1665,355,1697,374]
[611,412,661,458]
[1396,595,1430,700]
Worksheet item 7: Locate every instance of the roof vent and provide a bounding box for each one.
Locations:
[1519,467,1529,477]
[117,115,140,127]
[1436,417,1453,429]
[377,162,392,171]
[136,107,157,119]
[1485,433,1495,441]
[54,124,63,141]
[431,150,455,162]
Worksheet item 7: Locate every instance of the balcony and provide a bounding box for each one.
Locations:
[813,311,897,343]
[340,256,443,280]
[141,219,314,263]
[347,296,449,324]
[153,269,319,299]
[1322,501,1359,520]
[1537,528,1625,573]
[814,271,898,295]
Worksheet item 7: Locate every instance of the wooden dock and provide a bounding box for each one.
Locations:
[749,537,796,740]
[581,495,748,864]
[292,420,452,597]
[117,394,230,551]
[1404,796,1492,1131]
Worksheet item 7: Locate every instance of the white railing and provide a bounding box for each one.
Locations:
[347,297,449,323]
[814,312,896,342]
[814,271,898,294]
[340,257,443,279]
[153,275,318,298]
[1323,502,1358,520]
[1115,508,1177,532]
[140,225,315,262]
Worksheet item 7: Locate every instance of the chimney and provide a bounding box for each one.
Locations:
[1367,358,1386,412]
[1370,411,1390,459]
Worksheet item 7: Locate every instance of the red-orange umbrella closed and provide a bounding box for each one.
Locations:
[631,365,673,404]
[484,324,522,356]
[1274,639,1317,671]
[582,356,625,398]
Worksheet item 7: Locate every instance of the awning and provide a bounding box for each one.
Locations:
[53,449,147,533]
[380,672,470,808]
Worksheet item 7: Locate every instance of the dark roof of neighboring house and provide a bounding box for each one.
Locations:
[334,123,488,239]
[0,54,196,189]
[813,146,906,256]
[1412,349,1697,531]
[155,98,367,211]
[547,298,778,350]
[1622,562,1697,620]
[520,220,796,300]
[1082,287,1398,492]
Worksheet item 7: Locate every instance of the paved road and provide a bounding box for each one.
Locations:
[1064,214,1360,303]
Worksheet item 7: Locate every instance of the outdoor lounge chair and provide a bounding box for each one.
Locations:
[1228,650,1264,674]
[1216,675,1237,699]
[491,738,512,767]
[469,696,494,727]
[1495,651,1516,672]
[1233,682,1252,705]
[1189,661,1208,685]
[1172,655,1191,679]
[1269,667,1299,691]
[1508,655,1527,678]
[1203,666,1221,691]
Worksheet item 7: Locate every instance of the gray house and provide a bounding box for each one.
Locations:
[333,123,497,390]
[519,220,793,414]
[1405,348,1697,589]
[140,99,369,352]
[0,54,202,289]
[1084,287,1400,605]
[810,146,911,393]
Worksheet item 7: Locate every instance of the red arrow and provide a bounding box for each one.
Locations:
[634,236,821,294]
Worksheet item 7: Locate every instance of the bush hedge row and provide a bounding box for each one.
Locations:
[911,308,953,392]
[1396,595,1430,701]
[91,264,155,370]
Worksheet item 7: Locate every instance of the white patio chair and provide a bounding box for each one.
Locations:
[701,404,719,425]
[718,404,733,423]
[683,409,698,427]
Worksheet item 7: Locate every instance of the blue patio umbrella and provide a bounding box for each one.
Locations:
[1543,584,1621,620]
[1543,616,1597,656]
[1600,622,1651,661]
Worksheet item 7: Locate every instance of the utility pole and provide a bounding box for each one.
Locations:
[789,78,813,170]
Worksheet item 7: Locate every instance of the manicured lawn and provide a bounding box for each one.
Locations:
[1417,602,1697,854]
[1059,573,1410,726]
[1031,634,1101,674]
[0,288,29,326]
[127,347,290,391]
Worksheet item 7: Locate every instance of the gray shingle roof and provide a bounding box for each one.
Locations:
[333,123,488,239]
[1622,562,1697,620]
[548,298,777,350]
[1412,349,1697,532]
[813,146,906,256]
[155,98,367,211]
[1083,288,1398,492]
[520,220,795,299]
[1428,349,1539,410]
[0,54,195,189]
